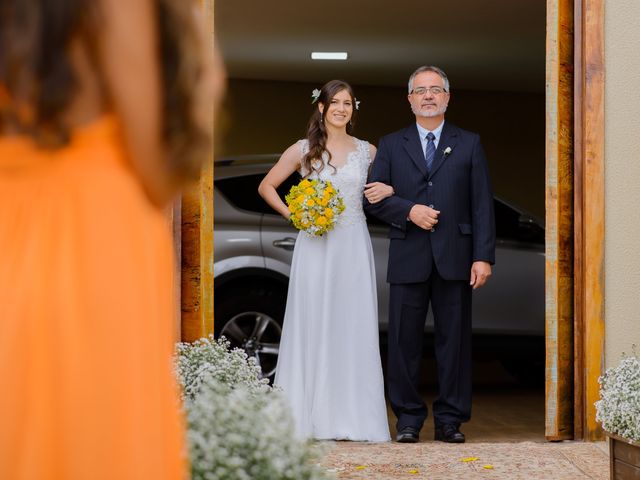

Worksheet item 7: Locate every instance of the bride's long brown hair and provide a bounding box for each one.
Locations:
[302,80,357,177]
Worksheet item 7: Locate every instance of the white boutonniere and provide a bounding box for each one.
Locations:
[444,146,452,157]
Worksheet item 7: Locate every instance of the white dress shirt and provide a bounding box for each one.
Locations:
[416,120,445,153]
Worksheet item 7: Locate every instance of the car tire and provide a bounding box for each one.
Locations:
[215,281,287,382]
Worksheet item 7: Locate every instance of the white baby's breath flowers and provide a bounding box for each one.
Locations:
[186,378,329,480]
[174,335,332,480]
[175,335,269,402]
[595,352,640,441]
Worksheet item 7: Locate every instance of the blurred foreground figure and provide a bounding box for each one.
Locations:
[0,0,223,478]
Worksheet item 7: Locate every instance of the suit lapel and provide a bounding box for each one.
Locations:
[429,121,458,179]
[402,125,429,180]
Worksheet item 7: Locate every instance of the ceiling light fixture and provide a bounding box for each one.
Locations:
[311,52,348,60]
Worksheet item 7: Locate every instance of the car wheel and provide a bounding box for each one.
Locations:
[215,283,286,382]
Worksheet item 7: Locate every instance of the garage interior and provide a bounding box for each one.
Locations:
[215,0,547,441]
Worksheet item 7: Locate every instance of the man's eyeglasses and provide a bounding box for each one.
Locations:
[410,86,447,96]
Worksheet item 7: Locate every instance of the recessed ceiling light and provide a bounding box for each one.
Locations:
[311,52,348,60]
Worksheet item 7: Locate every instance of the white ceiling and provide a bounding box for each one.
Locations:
[216,0,546,93]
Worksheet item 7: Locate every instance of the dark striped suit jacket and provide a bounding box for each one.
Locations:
[364,121,495,284]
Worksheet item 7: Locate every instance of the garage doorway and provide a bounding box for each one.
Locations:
[194,0,605,441]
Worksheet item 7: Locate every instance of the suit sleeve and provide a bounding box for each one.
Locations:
[363,136,415,231]
[470,134,496,264]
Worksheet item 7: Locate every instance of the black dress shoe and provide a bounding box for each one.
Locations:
[396,426,419,443]
[434,424,465,443]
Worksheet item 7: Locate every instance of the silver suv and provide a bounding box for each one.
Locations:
[213,156,545,380]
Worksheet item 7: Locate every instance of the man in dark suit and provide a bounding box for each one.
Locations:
[364,66,495,444]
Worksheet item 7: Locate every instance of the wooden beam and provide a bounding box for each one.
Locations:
[180,0,215,342]
[545,0,575,441]
[171,200,182,341]
[573,0,585,440]
[580,0,605,441]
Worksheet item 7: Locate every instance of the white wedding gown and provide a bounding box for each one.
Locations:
[274,138,391,442]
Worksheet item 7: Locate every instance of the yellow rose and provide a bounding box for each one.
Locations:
[288,204,297,213]
[295,211,303,219]
[296,194,305,203]
[306,199,315,207]
[326,185,335,194]
[299,179,311,188]
[318,198,329,206]
[315,216,327,226]
[324,208,334,218]
[305,187,315,195]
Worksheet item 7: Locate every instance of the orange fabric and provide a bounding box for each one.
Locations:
[0,116,185,480]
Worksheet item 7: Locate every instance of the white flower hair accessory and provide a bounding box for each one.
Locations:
[444,146,452,156]
[310,88,361,110]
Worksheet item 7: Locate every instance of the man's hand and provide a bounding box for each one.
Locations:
[470,261,492,289]
[409,204,440,230]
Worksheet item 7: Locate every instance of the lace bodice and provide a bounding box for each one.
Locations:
[299,138,371,229]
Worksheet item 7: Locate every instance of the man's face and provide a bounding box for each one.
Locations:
[407,71,450,118]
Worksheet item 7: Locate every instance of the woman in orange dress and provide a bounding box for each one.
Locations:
[0,0,223,478]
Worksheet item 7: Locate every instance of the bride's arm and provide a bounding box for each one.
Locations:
[363,144,394,204]
[258,143,302,219]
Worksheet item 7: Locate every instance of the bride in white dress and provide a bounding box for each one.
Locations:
[258,80,392,442]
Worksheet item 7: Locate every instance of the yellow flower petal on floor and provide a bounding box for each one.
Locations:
[355,465,366,470]
[408,469,419,474]
[483,465,494,469]
[462,457,479,462]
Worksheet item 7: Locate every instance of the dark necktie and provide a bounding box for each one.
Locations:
[425,132,436,172]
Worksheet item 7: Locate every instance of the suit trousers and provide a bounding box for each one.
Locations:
[387,269,472,431]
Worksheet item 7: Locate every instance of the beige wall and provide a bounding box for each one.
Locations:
[604,1,640,367]
[219,79,545,218]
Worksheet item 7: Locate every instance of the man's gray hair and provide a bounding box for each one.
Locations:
[408,66,450,93]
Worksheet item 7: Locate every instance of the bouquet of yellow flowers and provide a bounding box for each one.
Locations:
[285,178,345,236]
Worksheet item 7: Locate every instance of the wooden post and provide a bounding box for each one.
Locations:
[545,0,575,441]
[180,0,215,342]
[576,0,605,441]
